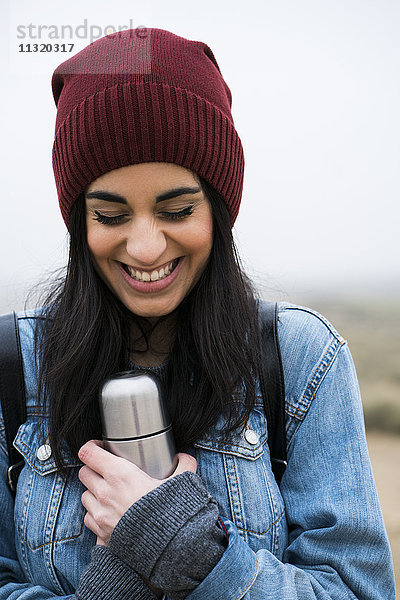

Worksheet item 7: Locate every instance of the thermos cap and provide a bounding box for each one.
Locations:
[99,371,171,439]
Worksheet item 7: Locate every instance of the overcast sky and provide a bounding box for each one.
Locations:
[1,0,399,311]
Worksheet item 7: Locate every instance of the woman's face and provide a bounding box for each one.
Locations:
[85,162,213,319]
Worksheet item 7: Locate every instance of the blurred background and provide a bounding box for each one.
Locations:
[1,0,399,587]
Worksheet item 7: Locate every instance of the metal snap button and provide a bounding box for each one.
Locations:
[37,444,52,461]
[244,429,259,445]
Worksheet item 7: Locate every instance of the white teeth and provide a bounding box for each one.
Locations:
[124,260,178,282]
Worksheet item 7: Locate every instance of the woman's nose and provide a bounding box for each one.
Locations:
[125,218,167,266]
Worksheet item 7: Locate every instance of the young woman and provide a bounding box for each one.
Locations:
[0,28,395,600]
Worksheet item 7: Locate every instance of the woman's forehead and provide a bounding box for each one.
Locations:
[85,162,200,195]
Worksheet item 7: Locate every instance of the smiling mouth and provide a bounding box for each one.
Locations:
[121,258,181,282]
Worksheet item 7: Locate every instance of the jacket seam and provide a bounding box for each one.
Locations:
[234,553,258,600]
[299,338,346,411]
[193,443,263,460]
[278,303,344,343]
[17,314,46,321]
[286,339,347,447]
[235,508,285,536]
[195,438,264,451]
[14,435,80,471]
[276,302,347,446]
[224,453,245,536]
[17,523,85,550]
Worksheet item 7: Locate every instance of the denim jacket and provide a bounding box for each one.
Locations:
[0,302,395,599]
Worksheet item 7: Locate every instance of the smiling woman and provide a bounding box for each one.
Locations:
[85,163,213,320]
[0,26,395,600]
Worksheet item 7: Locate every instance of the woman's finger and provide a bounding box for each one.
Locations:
[82,494,114,543]
[170,452,197,477]
[78,464,99,488]
[81,489,97,512]
[79,465,110,500]
[78,440,117,478]
[83,510,104,539]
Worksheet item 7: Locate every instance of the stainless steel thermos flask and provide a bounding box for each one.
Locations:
[99,371,178,479]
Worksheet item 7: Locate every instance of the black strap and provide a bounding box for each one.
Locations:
[0,312,27,495]
[258,301,287,486]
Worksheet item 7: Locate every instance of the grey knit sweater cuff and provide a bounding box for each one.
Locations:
[108,471,227,598]
[76,545,157,600]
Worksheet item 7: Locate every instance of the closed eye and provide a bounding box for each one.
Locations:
[159,206,194,220]
[92,205,194,226]
[93,211,128,225]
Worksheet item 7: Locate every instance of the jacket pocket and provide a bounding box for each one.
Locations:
[13,418,86,551]
[194,407,287,556]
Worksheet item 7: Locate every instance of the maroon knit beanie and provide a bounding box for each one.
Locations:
[51,28,244,227]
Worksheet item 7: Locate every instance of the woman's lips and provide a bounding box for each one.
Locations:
[117,257,184,293]
[123,258,179,282]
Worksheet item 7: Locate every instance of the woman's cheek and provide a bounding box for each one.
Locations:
[179,212,213,252]
[87,226,115,260]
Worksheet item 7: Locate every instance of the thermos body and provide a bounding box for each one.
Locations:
[99,371,177,479]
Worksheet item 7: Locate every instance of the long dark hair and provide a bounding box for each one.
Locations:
[35,177,262,473]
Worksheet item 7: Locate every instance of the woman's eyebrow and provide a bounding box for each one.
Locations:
[156,186,201,202]
[85,190,127,204]
[85,186,201,204]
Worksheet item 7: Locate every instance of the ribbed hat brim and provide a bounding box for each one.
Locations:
[53,80,244,226]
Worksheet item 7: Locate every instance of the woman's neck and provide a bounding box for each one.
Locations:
[129,313,176,367]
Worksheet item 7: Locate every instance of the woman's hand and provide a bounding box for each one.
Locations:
[78,440,197,546]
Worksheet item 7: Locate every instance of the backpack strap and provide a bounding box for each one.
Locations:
[0,312,27,495]
[257,301,287,486]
